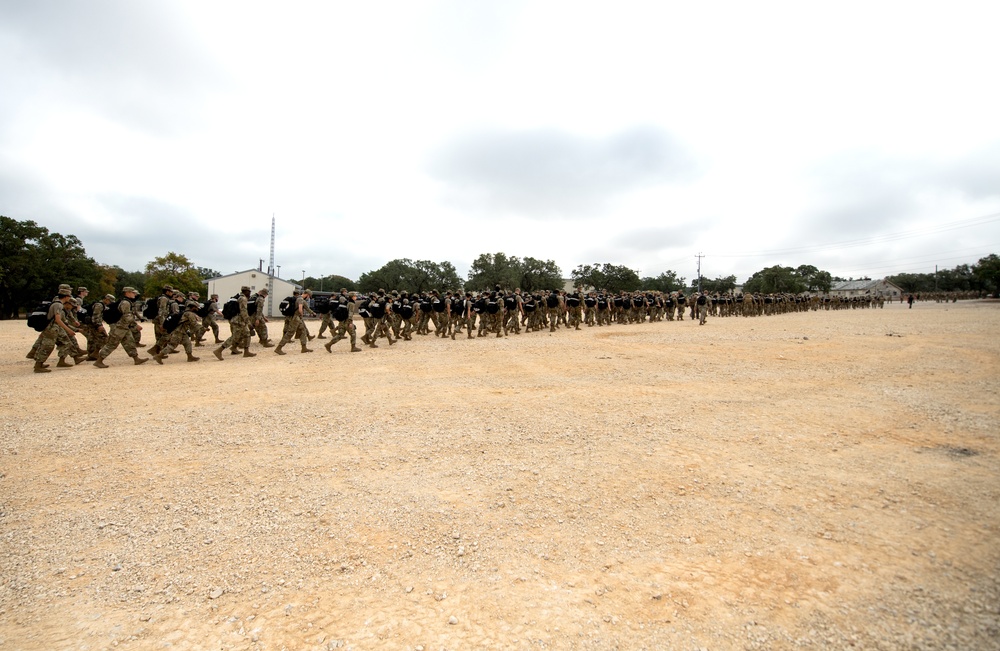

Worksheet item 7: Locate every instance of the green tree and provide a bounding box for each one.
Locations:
[640,270,686,293]
[743,265,807,294]
[516,256,563,292]
[572,263,641,293]
[0,216,102,318]
[357,259,462,294]
[143,252,205,297]
[698,275,737,294]
[795,265,833,293]
[467,253,562,291]
[112,267,149,297]
[467,252,521,290]
[197,266,222,280]
[973,254,1000,297]
[303,274,356,293]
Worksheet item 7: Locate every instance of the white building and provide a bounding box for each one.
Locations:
[829,277,905,299]
[204,269,301,318]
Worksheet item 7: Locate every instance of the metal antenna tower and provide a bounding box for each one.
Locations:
[695,253,704,292]
[268,214,275,316]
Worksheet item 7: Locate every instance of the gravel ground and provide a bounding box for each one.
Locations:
[1,300,998,650]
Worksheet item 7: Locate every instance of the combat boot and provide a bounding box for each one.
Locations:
[274,343,286,355]
[34,362,51,373]
[26,350,36,359]
[74,354,88,364]
[324,340,333,353]
[261,339,274,348]
[133,356,148,365]
[351,345,362,352]
[387,337,396,346]
[213,346,225,360]
[243,349,256,357]
[300,344,313,353]
[153,352,165,365]
[94,356,109,368]
[230,348,240,355]
[57,357,73,368]
[187,353,200,362]
[317,334,327,339]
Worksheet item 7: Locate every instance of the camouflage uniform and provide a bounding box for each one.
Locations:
[214,288,255,359]
[250,290,272,346]
[153,301,203,363]
[324,292,362,352]
[32,289,83,372]
[86,296,113,359]
[202,295,222,343]
[94,289,148,367]
[274,291,313,354]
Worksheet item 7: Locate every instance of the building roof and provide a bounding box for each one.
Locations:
[831,279,878,292]
[205,269,293,283]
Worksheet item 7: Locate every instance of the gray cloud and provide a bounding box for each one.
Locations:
[939,141,1000,201]
[428,126,697,218]
[803,142,1000,242]
[0,0,225,137]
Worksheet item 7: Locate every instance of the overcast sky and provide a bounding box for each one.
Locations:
[2,0,999,285]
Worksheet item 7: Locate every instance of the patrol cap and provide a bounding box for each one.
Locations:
[77,287,88,293]
[58,283,72,291]
[186,300,199,308]
[104,294,116,300]
[241,285,250,291]
[123,286,138,293]
[163,284,173,291]
[258,288,268,295]
[57,288,72,297]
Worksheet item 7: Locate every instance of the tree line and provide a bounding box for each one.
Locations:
[3,215,998,319]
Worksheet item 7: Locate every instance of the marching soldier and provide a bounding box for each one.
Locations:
[213,286,256,360]
[274,289,314,355]
[93,287,149,368]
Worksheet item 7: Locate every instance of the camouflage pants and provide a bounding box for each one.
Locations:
[332,317,357,342]
[317,313,334,336]
[34,324,74,363]
[222,316,250,350]
[99,324,139,360]
[278,315,308,347]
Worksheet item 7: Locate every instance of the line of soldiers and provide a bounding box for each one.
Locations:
[25,283,896,371]
[25,283,241,371]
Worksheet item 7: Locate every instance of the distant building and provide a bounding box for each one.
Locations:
[828,278,905,299]
[204,269,300,318]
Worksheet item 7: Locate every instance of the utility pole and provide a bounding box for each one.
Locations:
[268,215,275,317]
[695,253,705,292]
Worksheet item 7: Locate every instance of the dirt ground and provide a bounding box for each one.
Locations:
[1,300,998,650]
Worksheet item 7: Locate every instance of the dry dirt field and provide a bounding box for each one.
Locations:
[1,300,998,651]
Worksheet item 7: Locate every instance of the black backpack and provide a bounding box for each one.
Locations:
[246,295,258,317]
[314,297,331,314]
[164,309,186,333]
[221,295,241,320]
[76,303,92,326]
[279,296,297,317]
[27,301,53,332]
[196,302,212,318]
[142,297,160,319]
[103,301,124,325]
